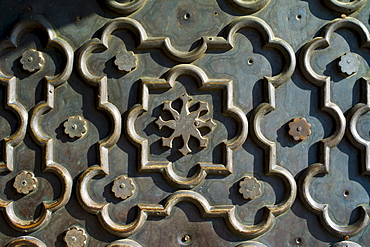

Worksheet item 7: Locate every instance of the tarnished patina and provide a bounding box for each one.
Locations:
[0,0,370,246]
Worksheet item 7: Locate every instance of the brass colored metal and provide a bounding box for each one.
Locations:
[64,116,88,138]
[114,49,138,73]
[64,227,88,247]
[1,0,370,246]
[112,175,136,200]
[239,176,262,200]
[338,53,360,75]
[155,93,216,155]
[20,49,45,72]
[13,171,37,194]
[288,117,312,141]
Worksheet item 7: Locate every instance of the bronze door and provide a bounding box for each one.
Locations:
[0,0,370,246]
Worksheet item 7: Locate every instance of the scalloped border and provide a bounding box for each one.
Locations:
[299,17,370,237]
[126,64,248,188]
[0,17,73,232]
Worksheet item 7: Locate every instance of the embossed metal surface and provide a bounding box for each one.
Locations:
[0,0,370,246]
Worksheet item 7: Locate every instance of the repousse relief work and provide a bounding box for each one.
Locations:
[0,18,73,232]
[0,0,370,246]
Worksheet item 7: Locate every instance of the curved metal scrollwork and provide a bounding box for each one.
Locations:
[0,18,73,232]
[299,17,370,237]
[323,0,367,14]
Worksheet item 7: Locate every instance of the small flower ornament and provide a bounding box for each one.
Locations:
[114,49,137,73]
[288,117,312,141]
[20,48,45,72]
[239,176,262,200]
[338,52,360,75]
[112,175,136,200]
[64,116,88,138]
[13,171,38,194]
[64,226,87,247]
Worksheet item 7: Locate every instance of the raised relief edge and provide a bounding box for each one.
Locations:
[0,17,73,232]
[126,64,248,188]
[299,17,370,237]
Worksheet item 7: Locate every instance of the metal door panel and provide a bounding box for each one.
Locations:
[0,0,369,246]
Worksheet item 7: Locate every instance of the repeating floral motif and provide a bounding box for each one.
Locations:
[0,18,73,232]
[1,0,369,246]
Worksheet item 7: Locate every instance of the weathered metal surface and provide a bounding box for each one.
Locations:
[0,0,370,246]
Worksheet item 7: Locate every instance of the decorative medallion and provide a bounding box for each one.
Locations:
[156,93,216,155]
[64,226,87,247]
[338,53,360,75]
[288,117,311,141]
[13,171,38,194]
[112,175,136,200]
[126,64,248,188]
[239,176,262,200]
[114,49,137,73]
[64,116,88,138]
[20,48,45,72]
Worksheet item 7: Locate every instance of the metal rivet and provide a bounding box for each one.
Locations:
[183,13,190,20]
[295,237,302,244]
[181,235,191,243]
[247,59,253,66]
[296,14,302,20]
[343,190,349,197]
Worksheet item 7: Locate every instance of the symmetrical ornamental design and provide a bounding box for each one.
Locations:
[239,176,262,200]
[64,226,88,247]
[114,49,137,73]
[2,0,369,244]
[299,16,370,238]
[155,93,216,156]
[74,14,297,240]
[64,116,88,138]
[20,48,45,72]
[112,175,136,200]
[127,64,247,188]
[288,117,312,141]
[338,53,360,75]
[13,171,38,194]
[0,18,73,232]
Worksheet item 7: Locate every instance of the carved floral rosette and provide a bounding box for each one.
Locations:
[0,18,73,232]
[73,14,298,240]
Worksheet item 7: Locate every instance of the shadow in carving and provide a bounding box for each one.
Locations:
[299,16,370,237]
